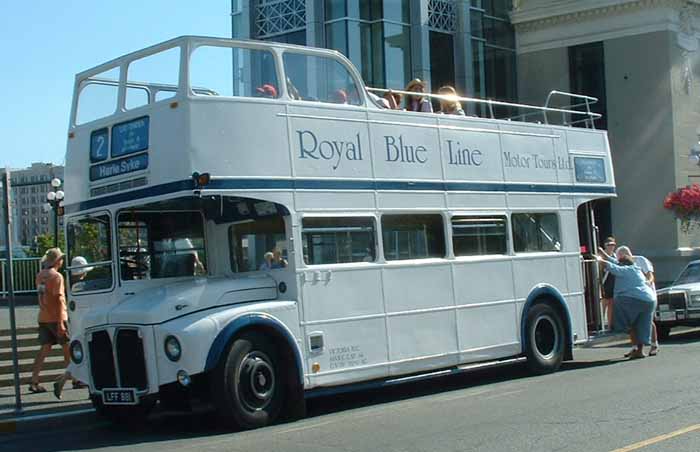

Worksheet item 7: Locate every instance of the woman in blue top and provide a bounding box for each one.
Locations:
[597,245,657,359]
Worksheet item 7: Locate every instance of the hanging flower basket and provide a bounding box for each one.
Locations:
[664,184,700,232]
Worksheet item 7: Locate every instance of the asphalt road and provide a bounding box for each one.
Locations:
[3,330,700,452]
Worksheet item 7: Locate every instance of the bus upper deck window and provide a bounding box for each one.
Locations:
[76,67,120,125]
[190,46,279,99]
[126,46,180,109]
[283,52,362,105]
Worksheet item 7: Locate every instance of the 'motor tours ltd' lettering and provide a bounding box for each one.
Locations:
[297,130,363,170]
[503,151,573,171]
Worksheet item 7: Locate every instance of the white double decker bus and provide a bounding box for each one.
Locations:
[63,36,615,428]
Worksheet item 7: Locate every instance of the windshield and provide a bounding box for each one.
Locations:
[66,215,113,293]
[673,263,700,286]
[118,210,207,280]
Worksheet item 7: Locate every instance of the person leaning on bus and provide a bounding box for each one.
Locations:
[29,248,69,394]
[596,245,657,359]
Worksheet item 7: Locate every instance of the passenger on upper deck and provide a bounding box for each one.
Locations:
[383,90,402,110]
[255,84,278,99]
[404,79,433,113]
[437,86,466,116]
[331,89,348,105]
[286,77,301,100]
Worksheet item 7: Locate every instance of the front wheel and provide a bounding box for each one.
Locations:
[212,332,285,430]
[525,303,565,374]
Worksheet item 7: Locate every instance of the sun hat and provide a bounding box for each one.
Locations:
[405,78,426,92]
[71,256,93,276]
[255,84,277,98]
[42,248,64,267]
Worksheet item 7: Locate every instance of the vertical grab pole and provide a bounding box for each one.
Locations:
[2,169,22,414]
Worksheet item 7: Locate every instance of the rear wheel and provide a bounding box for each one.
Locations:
[525,303,565,374]
[212,332,285,429]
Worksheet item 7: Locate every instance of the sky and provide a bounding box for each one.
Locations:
[0,1,232,170]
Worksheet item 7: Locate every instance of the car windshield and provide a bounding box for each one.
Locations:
[673,263,700,286]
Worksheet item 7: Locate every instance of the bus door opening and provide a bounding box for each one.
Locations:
[577,202,603,333]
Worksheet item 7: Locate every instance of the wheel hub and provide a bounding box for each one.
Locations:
[534,314,559,360]
[238,351,276,411]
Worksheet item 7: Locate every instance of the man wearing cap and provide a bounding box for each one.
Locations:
[255,83,277,99]
[29,248,69,393]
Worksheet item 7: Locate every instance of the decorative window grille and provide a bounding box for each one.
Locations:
[428,0,456,33]
[255,0,306,38]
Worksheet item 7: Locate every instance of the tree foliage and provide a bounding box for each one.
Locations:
[28,233,66,257]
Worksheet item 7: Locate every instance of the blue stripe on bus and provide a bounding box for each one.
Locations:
[64,177,615,214]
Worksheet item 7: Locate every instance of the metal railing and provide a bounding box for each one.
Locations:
[0,258,42,296]
[366,88,602,129]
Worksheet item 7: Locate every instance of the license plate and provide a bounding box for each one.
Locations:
[102,388,137,405]
[659,311,677,321]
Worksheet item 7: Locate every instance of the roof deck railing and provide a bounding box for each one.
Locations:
[366,87,601,129]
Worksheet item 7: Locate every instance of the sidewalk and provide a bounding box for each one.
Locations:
[0,302,94,431]
[0,382,92,427]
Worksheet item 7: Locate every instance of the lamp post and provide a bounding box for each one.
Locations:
[45,178,64,248]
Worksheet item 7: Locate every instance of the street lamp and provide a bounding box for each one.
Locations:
[45,178,64,248]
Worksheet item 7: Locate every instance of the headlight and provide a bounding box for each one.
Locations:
[70,340,83,364]
[164,335,182,362]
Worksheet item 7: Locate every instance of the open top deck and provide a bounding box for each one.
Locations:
[65,35,614,214]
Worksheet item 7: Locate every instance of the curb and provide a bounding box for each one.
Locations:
[0,405,96,433]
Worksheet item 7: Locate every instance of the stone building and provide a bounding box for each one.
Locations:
[512,0,700,282]
[0,163,64,248]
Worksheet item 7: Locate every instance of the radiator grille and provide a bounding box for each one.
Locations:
[89,330,116,390]
[658,292,687,310]
[116,329,148,390]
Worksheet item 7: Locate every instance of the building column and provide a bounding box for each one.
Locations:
[410,0,431,89]
[453,0,474,97]
[231,0,252,39]
[306,0,324,47]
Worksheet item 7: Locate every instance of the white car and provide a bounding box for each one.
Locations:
[655,260,700,340]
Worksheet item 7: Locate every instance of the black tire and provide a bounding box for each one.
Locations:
[525,303,566,375]
[90,394,155,426]
[656,324,671,342]
[211,332,285,429]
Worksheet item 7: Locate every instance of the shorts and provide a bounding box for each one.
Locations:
[601,274,615,299]
[38,322,69,346]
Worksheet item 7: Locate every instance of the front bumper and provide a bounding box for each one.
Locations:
[655,308,700,325]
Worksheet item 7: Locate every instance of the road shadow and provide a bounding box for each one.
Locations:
[0,362,551,451]
[0,343,678,451]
